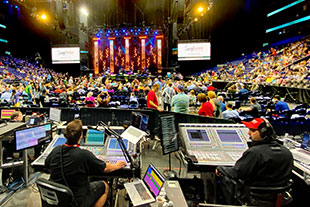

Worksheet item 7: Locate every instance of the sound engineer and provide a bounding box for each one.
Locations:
[216,118,293,204]
[45,119,127,207]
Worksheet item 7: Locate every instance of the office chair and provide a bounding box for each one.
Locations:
[36,178,75,207]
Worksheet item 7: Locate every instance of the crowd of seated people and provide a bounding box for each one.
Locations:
[198,36,310,88]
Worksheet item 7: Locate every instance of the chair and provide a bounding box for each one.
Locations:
[36,178,75,207]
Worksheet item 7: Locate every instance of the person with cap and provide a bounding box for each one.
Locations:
[215,118,293,204]
[45,120,127,207]
[171,84,189,113]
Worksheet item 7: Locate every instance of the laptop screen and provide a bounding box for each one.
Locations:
[143,163,165,198]
[1,109,15,119]
[301,132,310,151]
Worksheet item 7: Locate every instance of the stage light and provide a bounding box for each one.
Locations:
[134,32,138,35]
[198,6,203,13]
[122,29,126,33]
[154,31,158,34]
[41,14,47,20]
[130,29,133,32]
[106,33,109,37]
[81,8,88,16]
[100,30,103,34]
[194,18,198,22]
[146,28,149,32]
[126,33,128,36]
[96,33,100,37]
[115,30,118,33]
[108,30,111,33]
[116,33,119,36]
[137,29,141,32]
[145,32,148,35]
[14,5,18,9]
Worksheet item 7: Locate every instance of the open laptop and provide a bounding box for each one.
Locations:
[291,132,310,164]
[124,163,166,206]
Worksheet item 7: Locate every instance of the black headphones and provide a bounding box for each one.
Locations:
[258,118,276,140]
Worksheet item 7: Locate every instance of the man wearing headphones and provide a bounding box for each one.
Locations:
[45,120,127,207]
[216,118,293,204]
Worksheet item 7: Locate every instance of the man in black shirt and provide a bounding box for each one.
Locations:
[45,119,126,207]
[216,118,293,204]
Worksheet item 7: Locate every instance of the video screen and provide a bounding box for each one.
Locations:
[52,47,80,64]
[301,132,310,151]
[178,42,211,61]
[216,129,242,143]
[1,109,15,119]
[15,125,46,151]
[187,129,209,142]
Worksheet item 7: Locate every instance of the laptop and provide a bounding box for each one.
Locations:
[124,163,166,206]
[291,132,310,164]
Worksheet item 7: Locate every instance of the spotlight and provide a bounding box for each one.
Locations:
[14,5,18,9]
[130,29,133,32]
[154,31,158,35]
[108,30,111,33]
[146,28,149,32]
[137,28,141,32]
[145,32,148,35]
[126,33,128,36]
[96,33,100,37]
[41,14,47,20]
[106,33,109,37]
[115,30,118,33]
[134,32,138,35]
[116,33,119,36]
[100,30,103,34]
[122,29,126,33]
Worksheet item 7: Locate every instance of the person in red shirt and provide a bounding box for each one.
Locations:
[147,83,163,111]
[197,93,213,117]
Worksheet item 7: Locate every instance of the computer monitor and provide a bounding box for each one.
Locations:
[107,138,129,151]
[216,129,243,143]
[37,123,53,145]
[1,109,15,119]
[159,115,179,155]
[301,132,310,151]
[85,129,105,145]
[186,129,210,142]
[15,125,47,151]
[49,108,61,122]
[131,112,149,132]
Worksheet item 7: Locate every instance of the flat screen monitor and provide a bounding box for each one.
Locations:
[15,125,47,151]
[51,47,80,64]
[131,112,149,132]
[52,137,67,148]
[160,115,179,155]
[38,123,53,145]
[50,108,61,122]
[1,109,15,119]
[107,138,129,151]
[186,129,209,142]
[178,42,211,61]
[216,129,243,143]
[85,129,105,145]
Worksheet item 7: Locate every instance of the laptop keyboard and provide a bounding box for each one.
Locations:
[134,183,151,200]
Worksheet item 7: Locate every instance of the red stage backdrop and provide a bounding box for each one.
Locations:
[93,34,163,75]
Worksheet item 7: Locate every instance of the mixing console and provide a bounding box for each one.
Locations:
[179,123,249,166]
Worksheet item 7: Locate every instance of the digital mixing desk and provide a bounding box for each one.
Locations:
[32,126,134,171]
[179,123,249,166]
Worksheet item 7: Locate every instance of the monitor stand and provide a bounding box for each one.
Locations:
[163,153,177,179]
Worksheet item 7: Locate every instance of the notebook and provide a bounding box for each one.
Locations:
[124,163,165,206]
